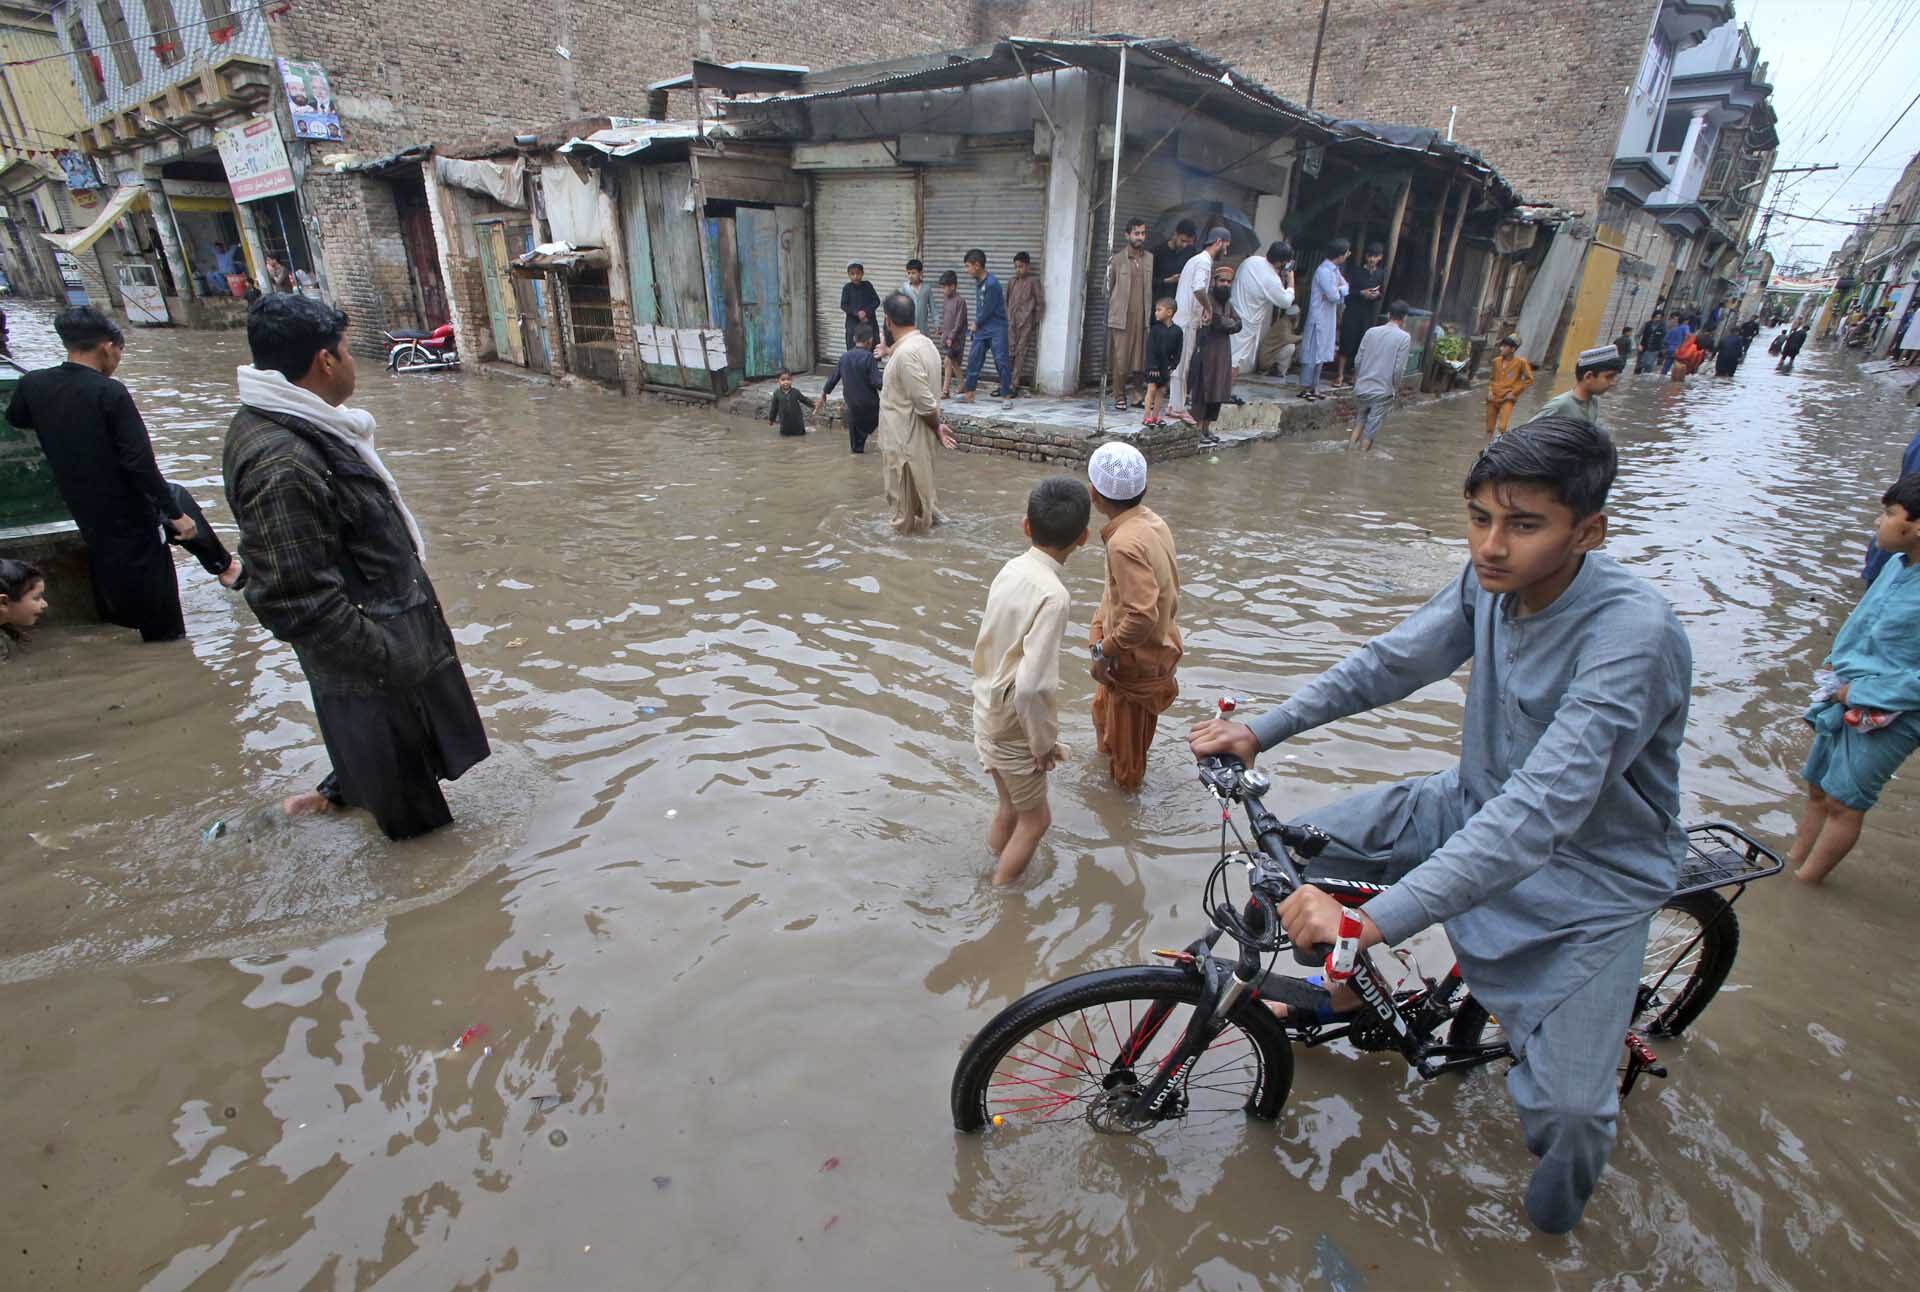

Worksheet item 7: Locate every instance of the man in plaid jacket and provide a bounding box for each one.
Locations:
[224,296,487,840]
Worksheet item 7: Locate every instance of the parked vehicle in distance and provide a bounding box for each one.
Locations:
[385,324,459,373]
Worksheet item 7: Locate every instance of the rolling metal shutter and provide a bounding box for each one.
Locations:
[812,171,918,365]
[921,146,1049,386]
[1081,152,1257,388]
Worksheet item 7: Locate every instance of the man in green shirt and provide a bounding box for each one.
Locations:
[1532,345,1622,426]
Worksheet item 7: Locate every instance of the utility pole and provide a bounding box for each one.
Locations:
[1306,0,1332,110]
[1751,163,1839,258]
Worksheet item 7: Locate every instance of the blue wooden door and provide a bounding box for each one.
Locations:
[735,206,782,378]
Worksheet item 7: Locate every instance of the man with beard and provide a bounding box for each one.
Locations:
[1104,218,1154,410]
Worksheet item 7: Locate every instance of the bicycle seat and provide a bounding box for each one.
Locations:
[385,329,431,341]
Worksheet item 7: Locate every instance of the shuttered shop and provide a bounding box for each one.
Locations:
[812,171,918,365]
[1080,154,1256,388]
[920,146,1049,386]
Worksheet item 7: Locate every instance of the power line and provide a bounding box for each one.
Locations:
[0,1,293,70]
[1800,86,1920,227]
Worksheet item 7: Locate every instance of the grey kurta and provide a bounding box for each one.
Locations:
[1246,553,1690,1053]
[1297,258,1349,370]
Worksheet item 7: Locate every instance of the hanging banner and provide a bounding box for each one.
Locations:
[58,152,102,191]
[277,58,343,142]
[216,117,296,202]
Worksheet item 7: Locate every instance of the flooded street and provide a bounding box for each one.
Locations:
[5,304,1919,1289]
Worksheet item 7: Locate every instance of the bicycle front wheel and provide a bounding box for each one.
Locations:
[950,965,1294,1135]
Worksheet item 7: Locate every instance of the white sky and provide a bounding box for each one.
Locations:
[1744,0,1920,271]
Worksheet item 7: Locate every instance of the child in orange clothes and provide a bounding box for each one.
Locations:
[1485,334,1533,437]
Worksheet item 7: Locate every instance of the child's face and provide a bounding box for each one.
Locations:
[1,579,47,629]
[943,282,956,296]
[1013,261,1029,277]
[848,268,864,283]
[1581,369,1620,396]
[907,268,922,284]
[1465,482,1603,597]
[1499,343,1517,358]
[1873,502,1920,555]
[1154,303,1173,323]
[778,374,793,390]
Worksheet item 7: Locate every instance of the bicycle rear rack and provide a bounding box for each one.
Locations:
[1677,822,1785,897]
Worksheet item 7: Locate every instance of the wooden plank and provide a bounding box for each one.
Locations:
[1378,174,1414,303]
[1424,176,1453,301]
[694,152,807,207]
[775,204,811,370]
[1432,181,1475,316]
[736,205,783,377]
[643,164,710,390]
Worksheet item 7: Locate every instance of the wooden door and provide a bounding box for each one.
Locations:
[735,205,783,377]
[477,222,520,364]
[397,203,449,328]
[509,223,551,372]
[644,164,718,393]
[774,205,811,372]
[621,165,687,388]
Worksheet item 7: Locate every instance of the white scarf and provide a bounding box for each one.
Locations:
[235,365,427,560]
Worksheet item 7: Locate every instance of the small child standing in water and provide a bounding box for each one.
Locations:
[1791,473,1920,885]
[972,476,1090,885]
[0,558,48,661]
[766,369,810,437]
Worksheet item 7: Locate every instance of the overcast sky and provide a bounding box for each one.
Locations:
[1744,0,1920,271]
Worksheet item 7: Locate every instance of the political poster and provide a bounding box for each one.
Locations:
[278,58,343,142]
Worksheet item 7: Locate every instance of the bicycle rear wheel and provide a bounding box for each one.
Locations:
[951,966,1294,1134]
[1447,891,1740,1051]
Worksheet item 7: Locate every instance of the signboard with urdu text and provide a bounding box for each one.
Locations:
[215,118,296,202]
[278,58,343,141]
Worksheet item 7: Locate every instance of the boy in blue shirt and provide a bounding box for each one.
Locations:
[959,248,1013,402]
[1189,417,1691,1234]
[1794,473,1920,884]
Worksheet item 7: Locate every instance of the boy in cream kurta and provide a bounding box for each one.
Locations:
[973,476,1091,884]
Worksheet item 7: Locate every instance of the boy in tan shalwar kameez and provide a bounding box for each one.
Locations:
[1086,442,1182,791]
[972,477,1091,884]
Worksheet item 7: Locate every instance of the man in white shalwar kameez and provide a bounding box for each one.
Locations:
[1231,242,1297,376]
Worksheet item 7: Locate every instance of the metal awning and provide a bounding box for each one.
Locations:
[511,243,611,276]
[41,184,147,255]
[558,121,708,161]
[722,36,1527,207]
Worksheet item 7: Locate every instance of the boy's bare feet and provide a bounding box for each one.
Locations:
[282,790,334,817]
[218,558,244,589]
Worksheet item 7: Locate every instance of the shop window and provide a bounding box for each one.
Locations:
[95,0,141,89]
[69,20,107,103]
[142,0,181,66]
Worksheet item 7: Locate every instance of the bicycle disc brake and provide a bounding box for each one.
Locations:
[1085,1072,1179,1132]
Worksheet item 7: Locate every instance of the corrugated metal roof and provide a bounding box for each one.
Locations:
[722,36,1526,208]
[557,120,709,160]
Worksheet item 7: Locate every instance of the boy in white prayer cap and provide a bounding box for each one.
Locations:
[973,476,1091,884]
[1086,441,1183,790]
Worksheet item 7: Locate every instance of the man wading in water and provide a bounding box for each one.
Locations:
[224,295,489,839]
[1190,419,1691,1233]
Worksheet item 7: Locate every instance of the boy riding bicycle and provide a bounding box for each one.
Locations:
[1189,417,1691,1234]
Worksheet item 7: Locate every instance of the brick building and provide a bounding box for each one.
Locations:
[45,0,978,345]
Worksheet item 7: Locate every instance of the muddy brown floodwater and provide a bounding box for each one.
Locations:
[3,303,1918,1290]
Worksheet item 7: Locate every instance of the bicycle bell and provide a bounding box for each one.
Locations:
[1241,768,1272,798]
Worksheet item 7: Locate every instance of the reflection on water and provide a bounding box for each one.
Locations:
[2,302,1917,1288]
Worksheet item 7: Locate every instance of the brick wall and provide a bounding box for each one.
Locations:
[975,0,1661,214]
[269,3,982,163]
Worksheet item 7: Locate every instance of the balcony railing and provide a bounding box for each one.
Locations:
[54,3,274,129]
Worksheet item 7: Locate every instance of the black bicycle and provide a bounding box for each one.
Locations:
[950,749,1782,1136]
